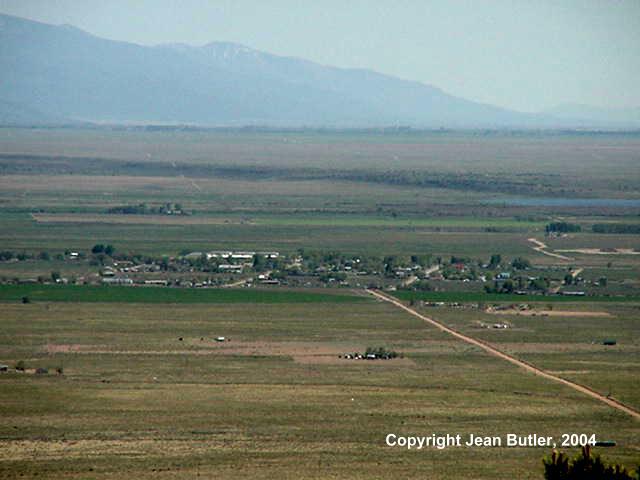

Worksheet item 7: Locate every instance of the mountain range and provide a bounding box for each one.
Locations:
[0,13,637,129]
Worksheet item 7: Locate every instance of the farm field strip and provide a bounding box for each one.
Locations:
[31,213,252,226]
[370,289,640,420]
[0,284,367,304]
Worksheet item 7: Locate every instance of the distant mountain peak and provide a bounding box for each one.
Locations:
[0,13,636,128]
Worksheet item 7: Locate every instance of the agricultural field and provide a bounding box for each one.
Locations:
[1,128,639,478]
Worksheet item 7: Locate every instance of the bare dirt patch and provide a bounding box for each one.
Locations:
[46,343,87,353]
[45,341,413,361]
[486,309,613,318]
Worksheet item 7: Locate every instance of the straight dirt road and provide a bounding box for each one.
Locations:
[367,289,640,420]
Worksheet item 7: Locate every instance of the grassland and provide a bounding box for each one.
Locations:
[0,300,638,479]
[1,128,639,478]
[417,302,640,411]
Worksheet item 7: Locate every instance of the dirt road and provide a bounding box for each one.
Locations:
[528,238,573,261]
[367,289,640,420]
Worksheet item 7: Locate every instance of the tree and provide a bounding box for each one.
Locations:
[38,251,50,261]
[104,244,115,256]
[598,277,608,287]
[50,271,61,282]
[545,222,581,234]
[564,274,574,285]
[512,257,531,270]
[489,254,502,268]
[530,277,549,291]
[252,254,265,271]
[543,446,636,479]
[501,279,514,293]
[91,244,105,254]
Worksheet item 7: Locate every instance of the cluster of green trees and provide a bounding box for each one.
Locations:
[592,223,640,234]
[0,250,80,262]
[91,244,115,256]
[488,254,502,268]
[485,276,549,294]
[364,346,399,359]
[546,222,581,233]
[543,447,638,479]
[511,257,532,270]
[107,202,186,215]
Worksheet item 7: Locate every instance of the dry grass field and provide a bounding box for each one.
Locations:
[0,298,638,479]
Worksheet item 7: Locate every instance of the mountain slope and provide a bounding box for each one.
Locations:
[0,13,619,128]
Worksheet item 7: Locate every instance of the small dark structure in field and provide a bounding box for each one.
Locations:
[35,367,48,375]
[341,347,399,360]
[602,339,617,346]
[0,364,8,372]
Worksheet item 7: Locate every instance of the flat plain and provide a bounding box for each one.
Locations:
[0,128,639,478]
[0,298,638,479]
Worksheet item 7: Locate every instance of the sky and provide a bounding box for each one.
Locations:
[0,0,638,112]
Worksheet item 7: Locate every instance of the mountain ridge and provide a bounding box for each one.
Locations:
[0,13,636,128]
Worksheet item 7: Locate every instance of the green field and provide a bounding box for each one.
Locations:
[0,284,366,304]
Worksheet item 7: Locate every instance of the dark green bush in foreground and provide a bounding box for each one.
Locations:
[543,446,637,479]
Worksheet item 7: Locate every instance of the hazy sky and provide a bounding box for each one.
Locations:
[1,0,638,112]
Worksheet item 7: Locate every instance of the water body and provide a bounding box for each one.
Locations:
[486,198,640,208]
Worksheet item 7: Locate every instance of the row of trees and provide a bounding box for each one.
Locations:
[592,223,640,234]
[546,221,640,235]
[546,222,581,233]
[0,245,115,262]
[485,276,549,294]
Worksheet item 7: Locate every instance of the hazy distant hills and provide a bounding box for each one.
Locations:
[0,14,637,128]
[542,104,640,128]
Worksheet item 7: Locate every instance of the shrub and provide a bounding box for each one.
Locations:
[543,446,636,479]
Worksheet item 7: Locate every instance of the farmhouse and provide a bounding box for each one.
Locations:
[203,250,280,260]
[0,364,8,372]
[102,277,133,285]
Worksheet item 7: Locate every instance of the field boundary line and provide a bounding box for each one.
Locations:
[367,289,640,420]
